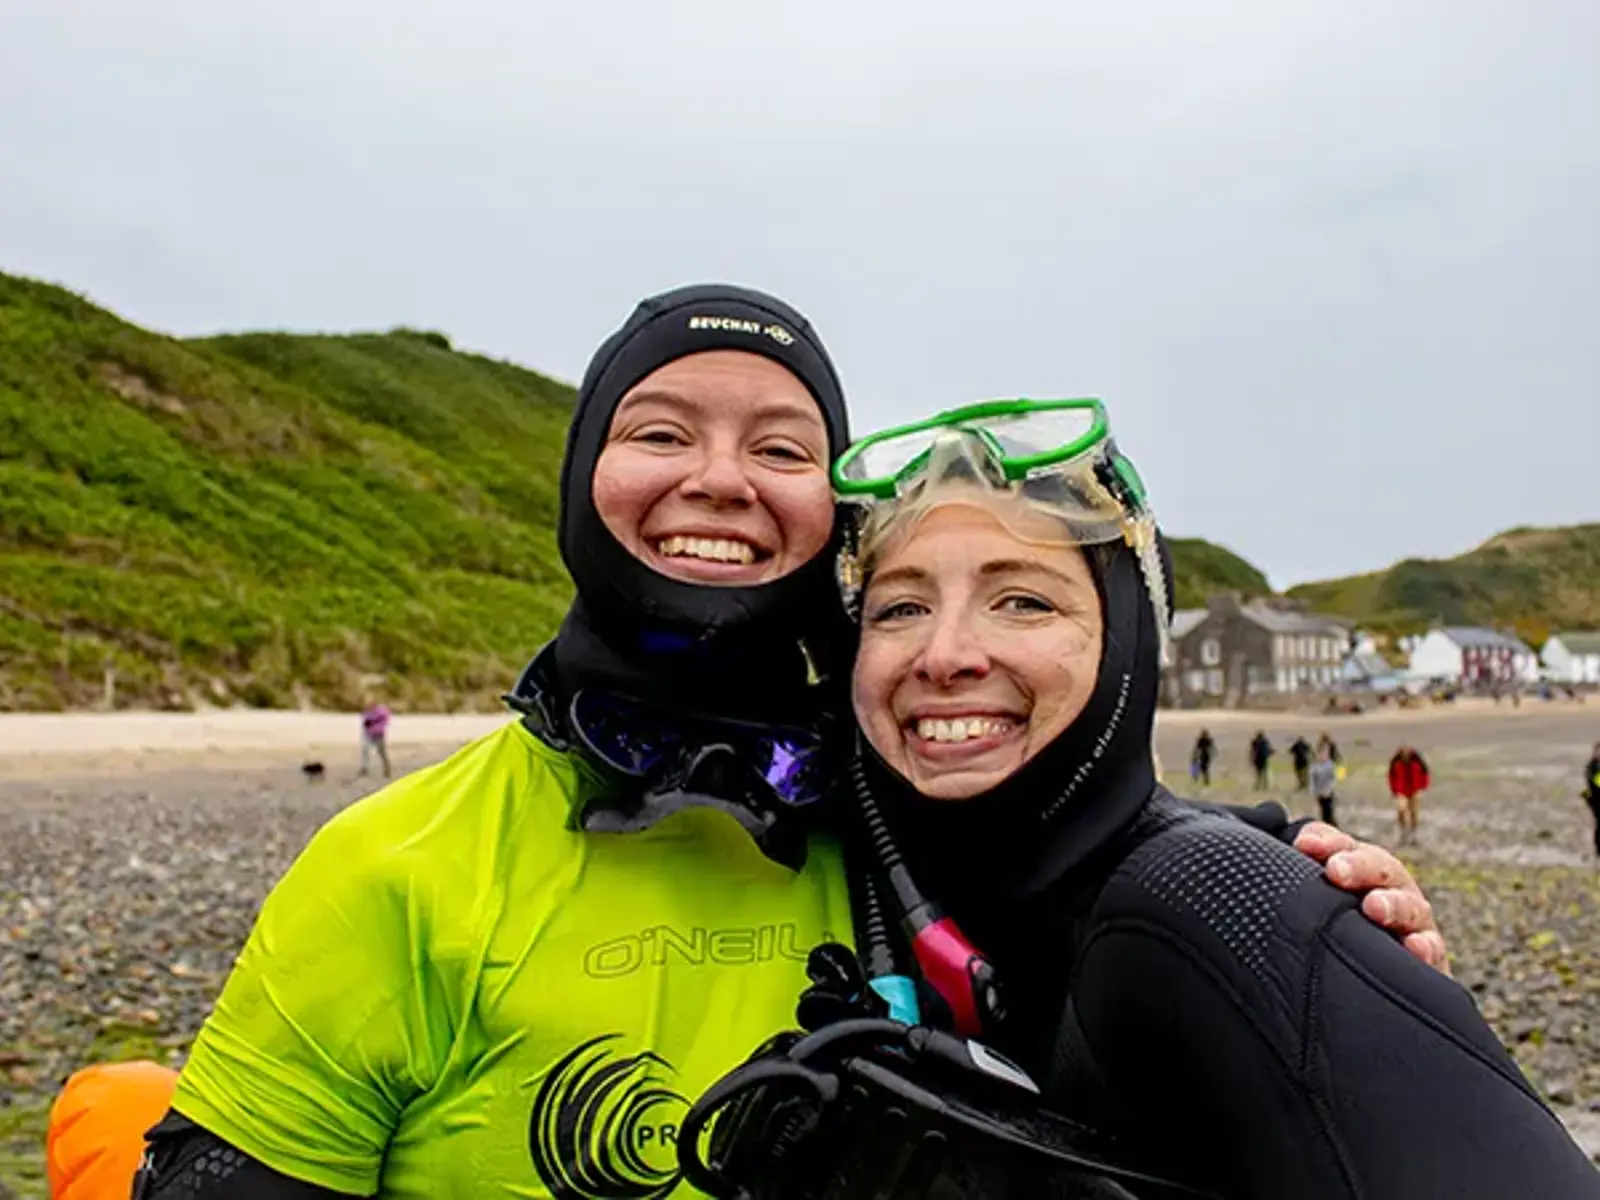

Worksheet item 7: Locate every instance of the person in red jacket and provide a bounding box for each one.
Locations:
[1389,744,1432,844]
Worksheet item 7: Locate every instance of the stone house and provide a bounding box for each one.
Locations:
[1166,594,1352,706]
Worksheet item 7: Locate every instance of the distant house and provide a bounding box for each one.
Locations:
[1170,609,1207,643]
[1407,626,1537,688]
[1166,595,1352,705]
[1339,651,1406,694]
[1542,632,1600,684]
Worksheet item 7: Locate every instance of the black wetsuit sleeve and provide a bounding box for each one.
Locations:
[136,1113,355,1199]
[1066,821,1600,1199]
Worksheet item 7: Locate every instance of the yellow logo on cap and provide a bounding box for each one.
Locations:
[687,315,795,346]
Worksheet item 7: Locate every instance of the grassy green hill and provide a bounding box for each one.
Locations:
[0,271,577,711]
[1286,525,1600,646]
[1166,537,1273,609]
[19,268,1576,712]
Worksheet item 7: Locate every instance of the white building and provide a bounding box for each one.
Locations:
[1407,626,1537,688]
[1541,632,1600,684]
[1349,630,1380,658]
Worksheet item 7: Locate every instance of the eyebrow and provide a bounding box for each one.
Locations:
[616,388,821,427]
[977,558,1086,588]
[863,564,930,591]
[867,557,1087,593]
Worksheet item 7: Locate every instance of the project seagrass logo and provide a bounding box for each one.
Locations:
[528,1034,689,1200]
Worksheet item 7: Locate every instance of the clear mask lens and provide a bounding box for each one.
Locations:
[872,430,1134,549]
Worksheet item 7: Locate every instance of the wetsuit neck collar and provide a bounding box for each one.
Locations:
[507,640,828,871]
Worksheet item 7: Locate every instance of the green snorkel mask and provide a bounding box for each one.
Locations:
[832,397,1172,666]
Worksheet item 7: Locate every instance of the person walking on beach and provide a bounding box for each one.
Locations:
[1310,743,1340,828]
[1250,729,1274,790]
[1190,728,1216,787]
[1584,741,1600,858]
[1290,735,1314,790]
[359,700,392,779]
[1389,744,1431,845]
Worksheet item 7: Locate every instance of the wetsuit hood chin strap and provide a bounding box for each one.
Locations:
[549,586,848,729]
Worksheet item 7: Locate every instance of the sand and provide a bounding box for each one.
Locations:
[0,710,512,779]
[2,699,1598,1195]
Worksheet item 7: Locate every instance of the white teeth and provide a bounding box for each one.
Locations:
[915,717,1012,743]
[656,536,757,564]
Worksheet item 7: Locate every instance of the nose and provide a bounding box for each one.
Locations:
[680,441,758,508]
[914,608,990,688]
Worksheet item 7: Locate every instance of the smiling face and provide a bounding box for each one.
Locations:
[591,350,834,586]
[851,495,1105,801]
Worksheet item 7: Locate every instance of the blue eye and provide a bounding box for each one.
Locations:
[868,600,926,623]
[998,594,1055,615]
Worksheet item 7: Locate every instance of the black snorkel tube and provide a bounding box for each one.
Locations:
[852,869,921,1025]
[849,750,1006,1040]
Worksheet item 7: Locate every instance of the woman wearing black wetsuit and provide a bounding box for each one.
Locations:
[835,419,1600,1197]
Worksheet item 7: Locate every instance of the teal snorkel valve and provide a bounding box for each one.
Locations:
[856,870,922,1025]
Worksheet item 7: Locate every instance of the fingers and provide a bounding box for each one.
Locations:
[1296,830,1453,977]
[1361,887,1434,935]
[1292,822,1357,862]
[1323,843,1418,894]
[1403,930,1452,976]
[1293,828,1453,976]
[1365,885,1453,978]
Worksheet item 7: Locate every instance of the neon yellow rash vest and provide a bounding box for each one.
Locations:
[172,721,853,1198]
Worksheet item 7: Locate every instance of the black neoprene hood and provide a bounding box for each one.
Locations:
[547,283,856,727]
[557,283,851,636]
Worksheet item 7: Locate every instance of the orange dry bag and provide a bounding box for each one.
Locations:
[46,1060,178,1200]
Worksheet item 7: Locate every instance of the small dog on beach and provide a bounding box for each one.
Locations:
[301,761,326,782]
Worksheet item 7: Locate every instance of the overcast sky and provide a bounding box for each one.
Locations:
[2,1,1595,586]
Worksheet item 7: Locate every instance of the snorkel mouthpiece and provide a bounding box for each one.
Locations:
[889,865,1005,1039]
